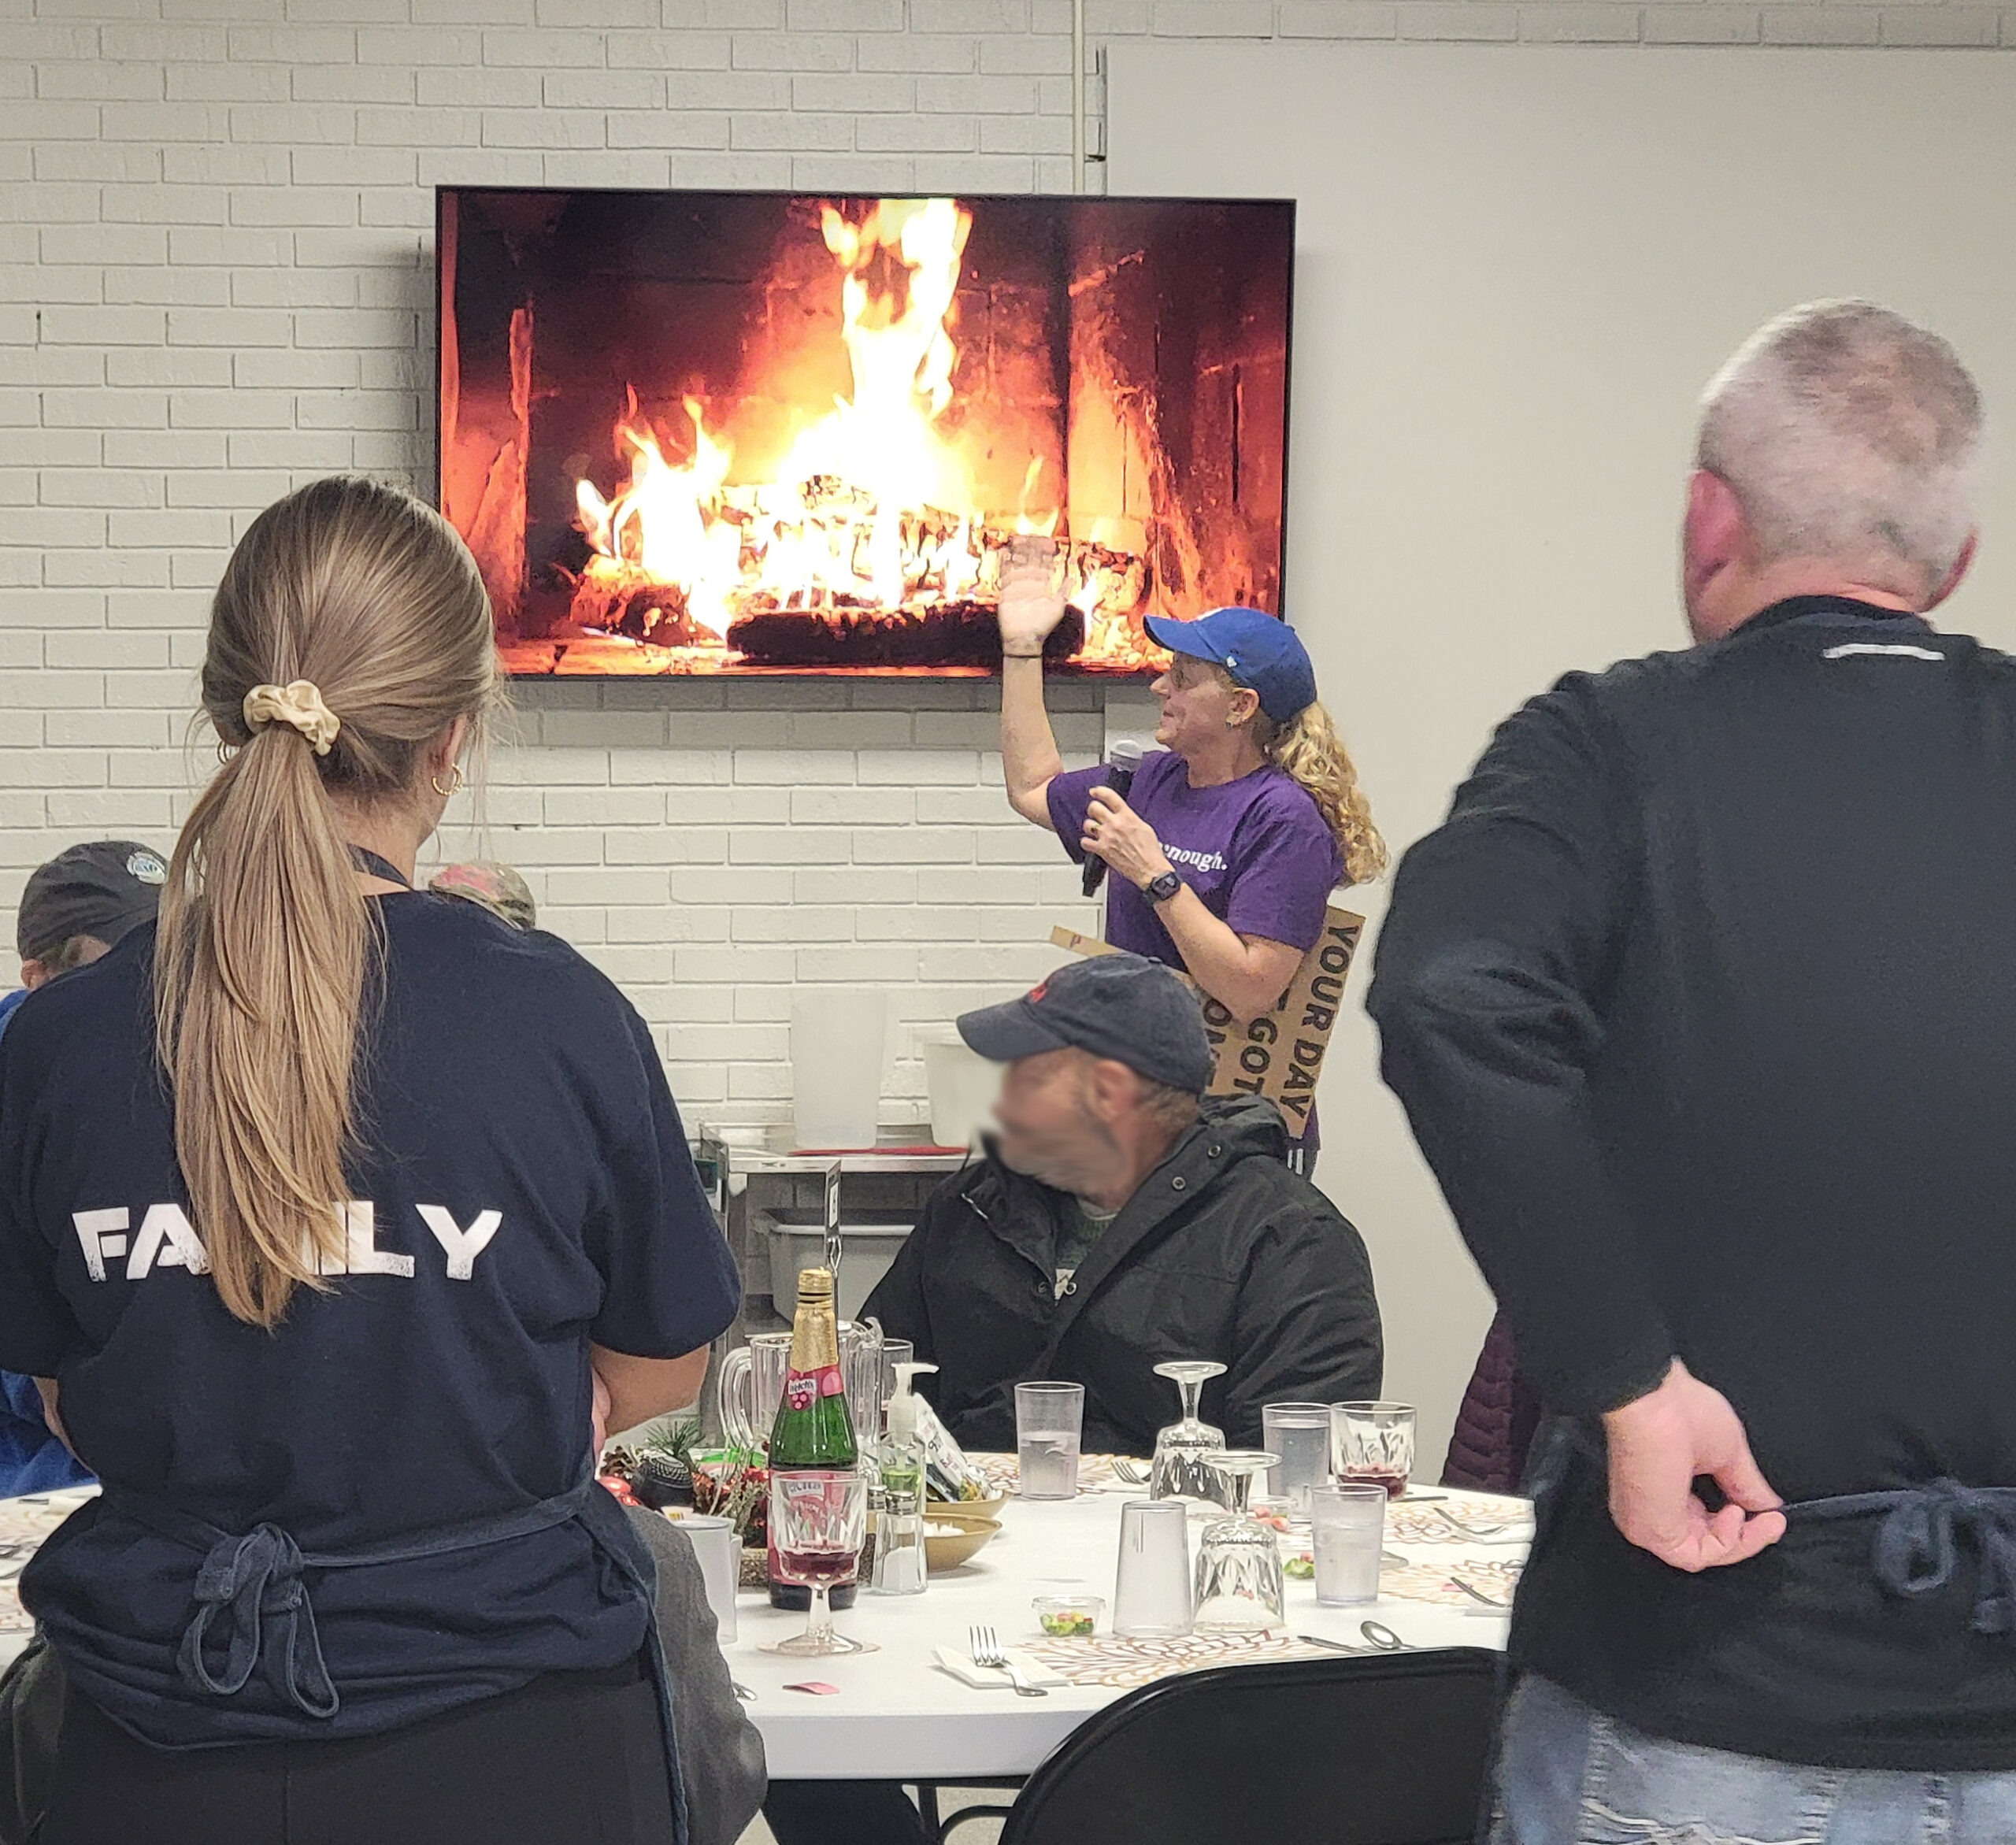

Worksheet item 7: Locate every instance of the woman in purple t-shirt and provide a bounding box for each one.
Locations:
[998,554,1385,1027]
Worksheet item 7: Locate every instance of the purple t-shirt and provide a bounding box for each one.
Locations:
[1047,750,1344,966]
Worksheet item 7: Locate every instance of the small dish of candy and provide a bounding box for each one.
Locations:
[1032,1595,1105,1637]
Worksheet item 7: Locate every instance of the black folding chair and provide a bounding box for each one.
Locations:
[970,1647,1503,1845]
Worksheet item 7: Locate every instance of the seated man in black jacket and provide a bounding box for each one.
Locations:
[865,951,1383,1454]
[764,954,1382,1845]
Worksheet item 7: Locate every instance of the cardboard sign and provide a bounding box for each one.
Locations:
[1046,902,1366,1140]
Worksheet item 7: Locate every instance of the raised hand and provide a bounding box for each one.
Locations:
[999,534,1068,655]
[1603,1358,1786,1571]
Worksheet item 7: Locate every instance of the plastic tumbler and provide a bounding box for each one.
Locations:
[680,1514,741,1645]
[1015,1381,1085,1500]
[1311,1485,1387,1606]
[1262,1402,1332,1517]
[1114,1499,1193,1637]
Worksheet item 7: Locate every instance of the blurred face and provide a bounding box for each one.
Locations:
[19,934,109,991]
[1150,655,1258,758]
[991,1049,1123,1195]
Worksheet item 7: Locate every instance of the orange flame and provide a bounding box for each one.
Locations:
[567,197,1158,669]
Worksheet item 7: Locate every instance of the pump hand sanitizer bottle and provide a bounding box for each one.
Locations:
[871,1362,936,1595]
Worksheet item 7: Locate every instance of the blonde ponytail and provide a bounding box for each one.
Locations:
[156,477,498,1328]
[1257,699,1388,887]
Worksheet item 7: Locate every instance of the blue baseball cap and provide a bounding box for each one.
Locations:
[1144,607,1317,724]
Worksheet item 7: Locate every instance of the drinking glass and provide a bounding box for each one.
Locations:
[1262,1402,1332,1519]
[715,1332,794,1453]
[1148,1360,1227,1504]
[1312,1484,1387,1606]
[680,1514,741,1646]
[1330,1401,1416,1498]
[762,1472,876,1657]
[1015,1381,1084,1499]
[1192,1451,1285,1632]
[1113,1499,1193,1638]
[837,1320,884,1461]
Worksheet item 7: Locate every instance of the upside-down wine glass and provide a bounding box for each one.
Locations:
[1149,1361,1228,1505]
[1192,1450,1286,1632]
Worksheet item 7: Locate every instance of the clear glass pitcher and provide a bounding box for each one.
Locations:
[716,1332,793,1454]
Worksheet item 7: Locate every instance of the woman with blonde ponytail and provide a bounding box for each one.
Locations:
[1002,569,1382,1000]
[0,478,738,1845]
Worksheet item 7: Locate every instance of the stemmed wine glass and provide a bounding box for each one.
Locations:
[762,1473,877,1658]
[1193,1450,1286,1632]
[1149,1360,1228,1504]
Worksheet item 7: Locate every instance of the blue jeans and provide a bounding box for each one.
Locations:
[1491,1675,2016,1845]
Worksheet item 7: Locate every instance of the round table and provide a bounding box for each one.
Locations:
[730,1481,1527,1782]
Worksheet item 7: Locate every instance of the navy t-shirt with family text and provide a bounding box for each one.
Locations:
[0,893,740,1747]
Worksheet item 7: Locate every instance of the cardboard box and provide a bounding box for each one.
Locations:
[1047,902,1366,1140]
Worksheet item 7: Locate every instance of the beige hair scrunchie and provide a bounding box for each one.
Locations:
[243,680,341,756]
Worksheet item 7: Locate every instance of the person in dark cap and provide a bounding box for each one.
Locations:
[764,952,1384,1845]
[0,841,165,1041]
[0,842,165,1495]
[864,952,1383,1456]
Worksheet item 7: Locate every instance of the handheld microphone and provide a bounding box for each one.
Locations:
[1083,739,1145,898]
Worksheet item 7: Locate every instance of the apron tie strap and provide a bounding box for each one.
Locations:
[180,1521,339,1718]
[1787,1477,2016,1640]
[106,1479,597,1725]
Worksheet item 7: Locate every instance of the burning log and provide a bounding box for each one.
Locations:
[728,602,1084,669]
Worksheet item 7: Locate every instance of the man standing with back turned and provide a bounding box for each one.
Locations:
[1371,302,2016,1839]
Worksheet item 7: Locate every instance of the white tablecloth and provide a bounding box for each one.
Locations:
[729,1484,1527,1782]
[0,1483,1529,1784]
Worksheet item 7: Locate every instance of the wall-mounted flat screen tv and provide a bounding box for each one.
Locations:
[437,188,1295,679]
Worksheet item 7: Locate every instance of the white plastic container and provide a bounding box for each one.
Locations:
[765,1221,914,1326]
[917,1027,1001,1150]
[791,987,888,1150]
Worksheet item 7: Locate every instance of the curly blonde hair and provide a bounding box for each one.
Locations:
[1251,698,1387,887]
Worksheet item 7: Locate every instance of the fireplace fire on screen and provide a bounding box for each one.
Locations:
[436,188,1295,678]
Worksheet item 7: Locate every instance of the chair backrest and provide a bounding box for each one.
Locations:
[999,1647,1503,1845]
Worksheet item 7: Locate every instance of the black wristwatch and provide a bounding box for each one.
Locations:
[1141,870,1184,906]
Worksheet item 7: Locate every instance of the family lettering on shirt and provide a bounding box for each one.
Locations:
[70,1202,502,1285]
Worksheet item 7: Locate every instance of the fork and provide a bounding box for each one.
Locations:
[1447,1576,1513,1609]
[1422,1508,1529,1545]
[969,1624,1047,1697]
[1113,1458,1149,1485]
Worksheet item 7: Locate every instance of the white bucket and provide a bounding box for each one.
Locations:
[918,1027,1002,1150]
[791,987,888,1150]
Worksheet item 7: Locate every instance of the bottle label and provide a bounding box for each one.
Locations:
[782,1363,843,1413]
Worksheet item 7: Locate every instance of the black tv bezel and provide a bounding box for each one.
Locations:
[432,185,1298,684]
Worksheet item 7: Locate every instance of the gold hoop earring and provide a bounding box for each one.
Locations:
[431,763,466,798]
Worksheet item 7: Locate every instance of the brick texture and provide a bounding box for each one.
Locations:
[2,0,2008,1118]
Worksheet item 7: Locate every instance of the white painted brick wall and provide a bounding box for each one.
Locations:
[3,0,2008,1120]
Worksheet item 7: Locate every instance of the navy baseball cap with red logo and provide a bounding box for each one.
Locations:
[957,952,1213,1094]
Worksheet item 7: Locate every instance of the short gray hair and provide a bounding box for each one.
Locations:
[1696,301,1983,595]
[1134,1074,1201,1136]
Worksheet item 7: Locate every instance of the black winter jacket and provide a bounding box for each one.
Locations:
[862,1096,1382,1457]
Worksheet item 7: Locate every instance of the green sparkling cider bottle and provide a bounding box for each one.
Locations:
[766,1266,860,1609]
